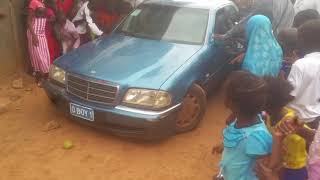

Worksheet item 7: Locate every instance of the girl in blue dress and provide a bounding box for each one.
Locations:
[219,71,273,180]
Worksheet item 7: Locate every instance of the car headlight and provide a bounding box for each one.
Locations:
[49,65,66,84]
[123,89,172,110]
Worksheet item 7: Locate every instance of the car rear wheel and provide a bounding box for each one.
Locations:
[175,84,207,133]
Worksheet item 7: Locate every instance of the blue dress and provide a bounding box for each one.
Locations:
[220,120,273,180]
[242,15,283,77]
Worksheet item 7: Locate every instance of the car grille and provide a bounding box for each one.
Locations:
[67,74,118,105]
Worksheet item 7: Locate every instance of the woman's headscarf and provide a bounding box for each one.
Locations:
[242,15,283,77]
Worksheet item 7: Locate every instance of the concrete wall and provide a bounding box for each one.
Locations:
[0,0,28,77]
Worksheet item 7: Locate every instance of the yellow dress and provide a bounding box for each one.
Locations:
[265,107,307,169]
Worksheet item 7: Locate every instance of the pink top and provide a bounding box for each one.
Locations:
[60,20,80,53]
[29,0,44,10]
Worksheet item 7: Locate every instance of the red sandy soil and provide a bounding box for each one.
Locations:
[0,74,229,180]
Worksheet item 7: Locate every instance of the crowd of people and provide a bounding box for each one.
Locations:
[25,0,136,85]
[214,0,320,180]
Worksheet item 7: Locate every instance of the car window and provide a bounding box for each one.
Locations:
[117,4,209,45]
[214,6,239,35]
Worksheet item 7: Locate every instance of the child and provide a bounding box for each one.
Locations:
[71,0,103,44]
[263,77,308,180]
[289,19,320,179]
[277,28,299,79]
[55,11,80,54]
[256,20,320,180]
[218,71,273,180]
[288,20,320,128]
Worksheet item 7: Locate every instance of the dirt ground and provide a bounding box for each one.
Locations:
[0,74,229,180]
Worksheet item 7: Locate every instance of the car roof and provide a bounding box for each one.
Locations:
[143,0,233,10]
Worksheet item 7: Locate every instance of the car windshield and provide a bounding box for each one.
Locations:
[117,4,209,45]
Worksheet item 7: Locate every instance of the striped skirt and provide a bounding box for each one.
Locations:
[27,18,50,74]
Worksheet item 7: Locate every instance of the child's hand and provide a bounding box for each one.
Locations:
[212,143,224,154]
[272,128,285,138]
[276,116,303,136]
[255,161,279,180]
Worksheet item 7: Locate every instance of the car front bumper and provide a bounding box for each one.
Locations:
[43,80,180,140]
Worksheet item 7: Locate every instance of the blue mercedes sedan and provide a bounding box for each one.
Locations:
[44,0,240,139]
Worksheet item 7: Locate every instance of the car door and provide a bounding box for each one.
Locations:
[201,5,239,91]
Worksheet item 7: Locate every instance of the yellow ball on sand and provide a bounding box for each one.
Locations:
[63,140,73,149]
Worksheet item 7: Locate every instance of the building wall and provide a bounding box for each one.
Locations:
[0,0,28,77]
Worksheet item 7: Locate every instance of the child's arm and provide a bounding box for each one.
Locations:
[278,70,287,80]
[246,130,277,178]
[297,126,316,145]
[256,159,280,180]
[84,3,103,36]
[267,131,285,170]
[256,152,284,180]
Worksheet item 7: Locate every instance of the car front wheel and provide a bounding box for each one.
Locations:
[175,84,207,133]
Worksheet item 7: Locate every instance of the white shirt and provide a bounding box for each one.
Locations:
[294,0,320,14]
[72,1,103,36]
[273,0,295,34]
[288,52,320,122]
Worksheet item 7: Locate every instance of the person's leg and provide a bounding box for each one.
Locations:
[35,72,42,86]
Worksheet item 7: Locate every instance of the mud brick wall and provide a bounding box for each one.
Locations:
[0,0,28,77]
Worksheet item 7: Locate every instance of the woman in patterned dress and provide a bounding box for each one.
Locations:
[27,0,51,85]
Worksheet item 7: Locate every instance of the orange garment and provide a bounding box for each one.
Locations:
[95,11,120,34]
[56,0,75,16]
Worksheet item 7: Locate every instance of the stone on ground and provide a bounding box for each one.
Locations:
[11,78,24,89]
[25,87,32,92]
[43,120,61,132]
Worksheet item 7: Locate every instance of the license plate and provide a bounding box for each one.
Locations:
[70,103,94,121]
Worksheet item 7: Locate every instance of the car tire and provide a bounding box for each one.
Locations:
[175,84,207,133]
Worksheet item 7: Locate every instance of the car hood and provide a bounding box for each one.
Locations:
[55,34,201,89]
